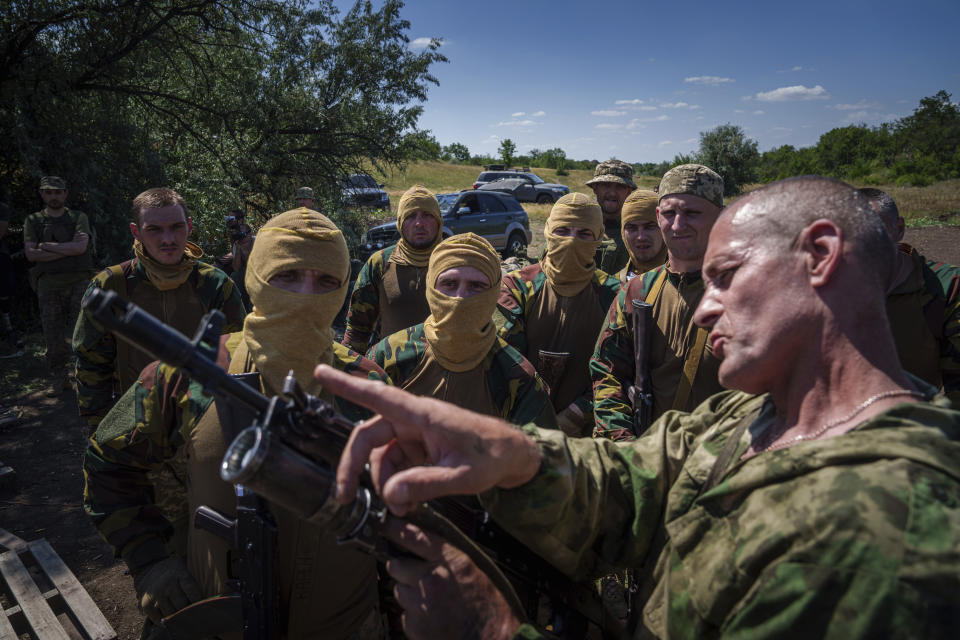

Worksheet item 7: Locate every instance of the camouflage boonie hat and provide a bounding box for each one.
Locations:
[585,159,637,189]
[658,164,724,208]
[40,176,67,190]
[295,186,314,199]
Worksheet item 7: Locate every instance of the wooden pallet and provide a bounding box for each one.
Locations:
[0,528,116,639]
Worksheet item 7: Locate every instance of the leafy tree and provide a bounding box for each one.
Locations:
[895,90,960,179]
[442,142,470,163]
[404,131,442,160]
[499,138,516,167]
[695,124,759,196]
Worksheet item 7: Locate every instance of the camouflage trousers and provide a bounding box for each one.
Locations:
[36,276,88,373]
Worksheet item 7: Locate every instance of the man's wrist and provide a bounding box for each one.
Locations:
[495,425,541,489]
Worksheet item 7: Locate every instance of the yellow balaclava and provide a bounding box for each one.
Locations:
[133,239,203,291]
[423,233,502,372]
[389,184,443,267]
[242,207,350,395]
[542,193,603,296]
[621,189,667,274]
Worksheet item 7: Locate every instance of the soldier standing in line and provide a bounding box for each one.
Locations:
[615,189,667,283]
[497,193,620,437]
[342,185,442,354]
[586,159,638,274]
[83,207,386,639]
[861,188,960,403]
[23,176,95,395]
[295,186,315,209]
[367,233,556,430]
[591,164,726,441]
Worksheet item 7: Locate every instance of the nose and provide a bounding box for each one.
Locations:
[693,287,722,329]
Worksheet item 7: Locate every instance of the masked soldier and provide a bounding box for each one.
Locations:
[83,207,386,639]
[616,189,667,283]
[367,233,555,429]
[592,164,726,441]
[586,159,637,275]
[343,185,442,353]
[497,193,620,437]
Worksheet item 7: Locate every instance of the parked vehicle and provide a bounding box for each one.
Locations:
[472,170,569,203]
[341,173,391,210]
[358,190,532,260]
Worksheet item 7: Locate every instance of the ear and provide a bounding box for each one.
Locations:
[797,219,843,288]
[895,217,905,243]
[129,222,139,240]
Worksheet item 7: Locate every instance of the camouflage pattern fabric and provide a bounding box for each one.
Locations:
[37,275,88,372]
[82,339,387,575]
[74,258,246,429]
[484,385,960,639]
[591,265,723,442]
[498,263,620,420]
[594,221,630,275]
[23,208,95,277]
[921,252,960,403]
[368,323,557,429]
[585,159,637,189]
[658,164,724,208]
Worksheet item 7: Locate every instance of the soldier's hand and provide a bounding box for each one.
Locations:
[556,402,590,438]
[132,556,203,624]
[315,364,541,516]
[384,518,520,640]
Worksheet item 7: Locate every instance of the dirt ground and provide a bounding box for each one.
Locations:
[1,224,958,639]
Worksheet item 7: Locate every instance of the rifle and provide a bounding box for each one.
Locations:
[83,288,621,638]
[627,299,654,436]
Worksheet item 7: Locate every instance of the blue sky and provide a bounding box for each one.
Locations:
[354,0,959,163]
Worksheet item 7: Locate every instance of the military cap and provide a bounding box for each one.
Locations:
[295,186,315,199]
[585,159,637,189]
[40,176,67,190]
[658,164,724,208]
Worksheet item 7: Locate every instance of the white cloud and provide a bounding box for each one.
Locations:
[496,119,536,127]
[777,65,804,73]
[615,99,644,105]
[660,102,689,109]
[755,85,830,102]
[511,111,525,117]
[684,76,735,86]
[829,100,881,111]
[690,105,702,110]
[595,123,623,130]
[410,37,443,49]
[683,137,698,144]
[695,116,705,120]
[531,110,545,117]
[637,105,658,111]
[734,109,745,113]
[592,110,627,117]
[753,110,765,115]
[658,140,673,147]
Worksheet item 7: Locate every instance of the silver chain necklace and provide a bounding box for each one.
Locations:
[758,389,925,453]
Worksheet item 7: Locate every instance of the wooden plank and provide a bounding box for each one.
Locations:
[0,549,69,640]
[0,529,25,554]
[29,540,116,640]
[0,603,17,640]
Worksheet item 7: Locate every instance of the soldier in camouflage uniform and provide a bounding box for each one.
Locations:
[615,189,667,283]
[861,188,960,404]
[295,186,315,209]
[342,185,442,353]
[497,193,619,437]
[84,208,386,639]
[586,159,637,275]
[591,164,727,441]
[325,176,960,640]
[23,176,95,394]
[368,233,556,429]
[74,187,246,431]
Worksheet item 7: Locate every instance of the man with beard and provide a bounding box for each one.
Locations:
[586,159,637,274]
[84,208,386,639]
[861,188,960,403]
[497,194,620,436]
[323,176,960,640]
[23,176,95,394]
[592,164,726,440]
[368,233,555,429]
[615,189,667,283]
[343,185,442,353]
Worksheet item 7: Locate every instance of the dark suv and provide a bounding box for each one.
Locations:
[341,173,391,210]
[472,170,569,204]
[358,190,532,260]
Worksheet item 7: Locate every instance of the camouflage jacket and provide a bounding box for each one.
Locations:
[487,386,960,639]
[74,258,246,428]
[497,263,620,417]
[83,339,387,575]
[887,246,960,404]
[591,266,723,442]
[368,324,557,429]
[342,244,431,353]
[594,221,629,275]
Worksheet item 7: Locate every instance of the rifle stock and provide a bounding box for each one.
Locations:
[628,299,654,435]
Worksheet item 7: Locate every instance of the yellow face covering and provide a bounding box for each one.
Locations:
[542,193,602,296]
[423,233,501,372]
[621,189,667,274]
[389,184,443,267]
[242,207,350,395]
[133,240,202,291]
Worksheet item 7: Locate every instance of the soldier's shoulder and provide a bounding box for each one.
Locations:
[502,263,543,297]
[90,259,135,288]
[195,260,233,285]
[490,337,539,380]
[371,324,427,370]
[333,342,390,382]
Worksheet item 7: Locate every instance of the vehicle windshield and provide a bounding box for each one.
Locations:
[525,173,545,184]
[437,193,458,213]
[344,174,377,188]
